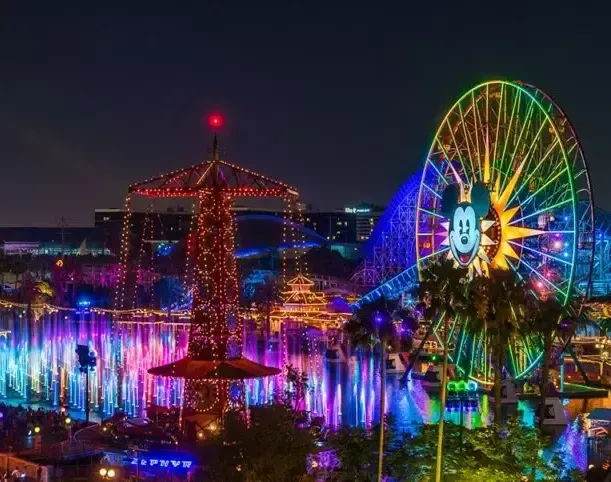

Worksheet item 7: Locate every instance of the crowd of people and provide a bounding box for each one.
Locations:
[0,403,86,452]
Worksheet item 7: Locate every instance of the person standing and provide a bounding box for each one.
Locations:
[10,467,20,482]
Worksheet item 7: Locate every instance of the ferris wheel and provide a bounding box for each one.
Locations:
[415,80,594,380]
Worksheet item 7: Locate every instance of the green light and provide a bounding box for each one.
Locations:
[415,79,585,382]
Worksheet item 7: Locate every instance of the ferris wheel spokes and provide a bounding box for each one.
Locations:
[415,80,594,379]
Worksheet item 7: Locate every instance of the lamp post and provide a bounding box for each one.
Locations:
[76,345,97,424]
[445,380,479,453]
[65,416,72,440]
[99,467,116,479]
[373,310,386,482]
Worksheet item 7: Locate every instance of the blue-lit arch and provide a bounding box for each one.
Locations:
[235,214,326,258]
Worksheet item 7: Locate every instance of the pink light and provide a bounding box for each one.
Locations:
[536,281,544,289]
[553,241,562,249]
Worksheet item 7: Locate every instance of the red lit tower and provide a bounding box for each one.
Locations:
[122,120,297,417]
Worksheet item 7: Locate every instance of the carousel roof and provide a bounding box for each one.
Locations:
[148,357,281,380]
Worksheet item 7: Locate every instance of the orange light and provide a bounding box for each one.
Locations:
[56,259,64,268]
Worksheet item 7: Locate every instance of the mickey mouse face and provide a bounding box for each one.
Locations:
[449,204,480,266]
[441,182,491,268]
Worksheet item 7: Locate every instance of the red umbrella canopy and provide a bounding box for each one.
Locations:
[148,357,281,380]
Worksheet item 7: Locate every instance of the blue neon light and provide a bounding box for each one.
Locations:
[156,243,174,256]
[128,457,194,469]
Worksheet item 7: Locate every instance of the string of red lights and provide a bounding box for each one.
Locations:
[115,116,299,418]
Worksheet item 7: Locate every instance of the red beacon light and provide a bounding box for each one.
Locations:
[208,114,224,129]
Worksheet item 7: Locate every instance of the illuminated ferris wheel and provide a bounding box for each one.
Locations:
[415,80,594,380]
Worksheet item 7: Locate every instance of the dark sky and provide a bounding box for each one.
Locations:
[1,1,609,226]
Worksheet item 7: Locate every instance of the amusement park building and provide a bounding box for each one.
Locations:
[93,204,383,255]
[0,227,109,256]
[0,206,373,262]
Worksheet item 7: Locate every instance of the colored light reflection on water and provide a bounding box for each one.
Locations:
[0,312,604,471]
[242,333,595,471]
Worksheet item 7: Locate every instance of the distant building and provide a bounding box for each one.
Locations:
[302,204,384,243]
[344,203,384,242]
[0,202,381,262]
[0,227,109,256]
[95,203,383,254]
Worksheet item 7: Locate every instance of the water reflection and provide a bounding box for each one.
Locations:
[245,340,610,472]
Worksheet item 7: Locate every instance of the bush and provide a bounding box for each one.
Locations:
[203,404,314,482]
[385,418,573,481]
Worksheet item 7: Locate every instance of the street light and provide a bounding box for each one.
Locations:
[99,467,116,479]
[76,344,97,424]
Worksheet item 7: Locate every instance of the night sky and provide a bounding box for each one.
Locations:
[1,1,608,226]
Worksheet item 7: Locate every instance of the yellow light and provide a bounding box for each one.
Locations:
[99,468,107,476]
[34,426,40,434]
[107,469,115,478]
[65,417,71,424]
[197,431,204,439]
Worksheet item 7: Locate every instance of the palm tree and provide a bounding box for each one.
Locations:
[343,297,405,482]
[463,269,530,424]
[30,280,55,321]
[525,296,578,428]
[568,303,596,383]
[413,258,468,482]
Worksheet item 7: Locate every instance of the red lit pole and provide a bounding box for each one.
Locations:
[130,115,297,417]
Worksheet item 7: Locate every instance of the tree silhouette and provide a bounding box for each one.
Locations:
[344,296,408,482]
[411,258,468,480]
[463,269,529,424]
